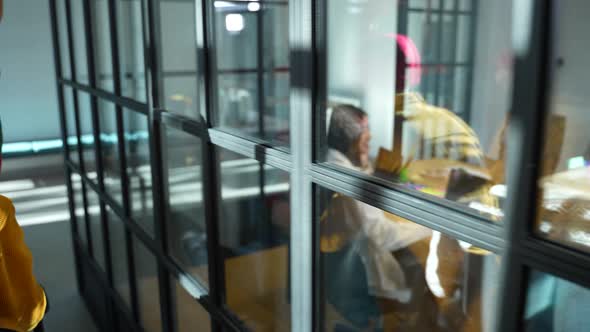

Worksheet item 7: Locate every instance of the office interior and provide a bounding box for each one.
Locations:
[1,0,590,331]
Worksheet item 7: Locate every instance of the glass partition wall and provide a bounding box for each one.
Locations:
[49,0,590,331]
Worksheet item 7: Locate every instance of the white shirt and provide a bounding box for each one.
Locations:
[325,149,432,302]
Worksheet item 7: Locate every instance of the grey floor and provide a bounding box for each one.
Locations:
[24,221,99,332]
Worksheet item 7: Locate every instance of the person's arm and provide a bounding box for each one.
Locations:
[355,200,431,251]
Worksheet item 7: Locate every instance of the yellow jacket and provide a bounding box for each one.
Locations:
[0,195,46,332]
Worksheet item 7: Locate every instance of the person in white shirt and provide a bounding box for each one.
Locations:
[322,104,433,329]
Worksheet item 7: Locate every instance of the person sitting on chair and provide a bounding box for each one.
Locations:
[0,118,47,332]
[322,104,433,330]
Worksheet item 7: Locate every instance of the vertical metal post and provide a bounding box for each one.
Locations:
[497,1,552,331]
[463,0,479,124]
[107,0,141,323]
[48,0,84,293]
[65,0,94,258]
[142,0,175,331]
[83,0,114,291]
[290,0,313,330]
[200,1,226,330]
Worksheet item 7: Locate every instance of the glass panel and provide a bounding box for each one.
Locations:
[218,148,291,331]
[117,0,147,102]
[133,236,162,332]
[63,86,79,163]
[107,206,132,308]
[123,110,154,235]
[459,0,472,12]
[163,76,199,119]
[98,101,123,205]
[70,0,89,84]
[317,187,501,331]
[77,92,97,176]
[56,0,72,79]
[162,127,208,285]
[322,0,512,220]
[85,186,106,272]
[535,1,590,253]
[72,172,88,247]
[213,1,290,145]
[524,271,590,331]
[91,0,114,91]
[173,281,212,332]
[159,0,201,119]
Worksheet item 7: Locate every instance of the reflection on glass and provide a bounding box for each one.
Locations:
[159,0,201,119]
[318,187,500,331]
[70,0,89,84]
[123,110,154,235]
[322,0,512,219]
[56,0,71,79]
[63,87,79,163]
[85,186,105,272]
[524,271,590,331]
[106,206,132,308]
[117,0,146,102]
[173,281,212,332]
[213,1,290,145]
[98,101,123,205]
[72,173,88,247]
[77,92,97,175]
[133,237,162,332]
[162,127,208,285]
[218,149,291,331]
[535,1,590,253]
[91,0,114,91]
[320,0,512,220]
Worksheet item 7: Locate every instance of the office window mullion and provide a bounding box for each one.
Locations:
[289,0,313,330]
[496,0,552,331]
[143,0,174,331]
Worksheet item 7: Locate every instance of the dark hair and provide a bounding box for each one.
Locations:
[327,104,367,154]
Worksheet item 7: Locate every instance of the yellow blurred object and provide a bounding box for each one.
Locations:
[0,195,47,332]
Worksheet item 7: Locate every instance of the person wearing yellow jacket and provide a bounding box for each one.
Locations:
[0,118,47,332]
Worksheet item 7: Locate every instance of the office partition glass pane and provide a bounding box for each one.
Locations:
[316,186,501,331]
[213,1,290,145]
[217,148,291,331]
[116,0,147,102]
[77,92,97,176]
[123,110,154,235]
[162,127,208,286]
[535,1,590,253]
[56,0,72,79]
[91,0,114,91]
[524,270,590,331]
[320,0,512,220]
[133,236,162,332]
[72,173,88,247]
[159,0,201,119]
[70,0,89,84]
[85,186,106,272]
[107,206,132,308]
[63,86,79,163]
[98,101,123,205]
[173,281,212,332]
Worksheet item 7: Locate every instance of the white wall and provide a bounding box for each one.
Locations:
[327,0,397,158]
[0,0,60,142]
[469,1,513,158]
[549,0,590,171]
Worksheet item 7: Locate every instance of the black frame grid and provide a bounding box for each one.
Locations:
[48,0,590,332]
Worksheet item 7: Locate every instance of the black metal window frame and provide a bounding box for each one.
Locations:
[47,0,590,332]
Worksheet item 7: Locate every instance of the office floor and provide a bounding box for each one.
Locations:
[24,221,99,332]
